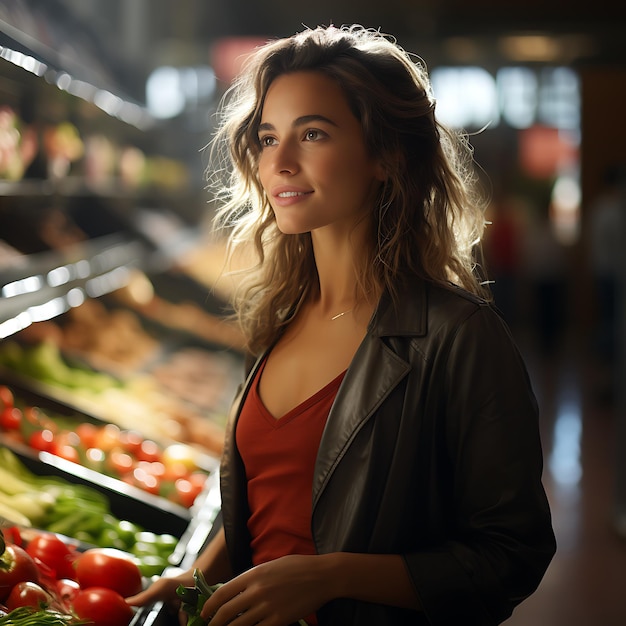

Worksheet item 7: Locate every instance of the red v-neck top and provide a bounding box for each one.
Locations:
[236,358,347,567]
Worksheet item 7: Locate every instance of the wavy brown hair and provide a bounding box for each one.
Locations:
[208,25,489,355]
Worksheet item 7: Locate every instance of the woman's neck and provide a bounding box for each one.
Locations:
[309,221,377,320]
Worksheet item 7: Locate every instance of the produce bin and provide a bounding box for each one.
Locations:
[9,448,191,538]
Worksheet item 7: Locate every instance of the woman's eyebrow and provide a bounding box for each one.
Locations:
[258,114,338,133]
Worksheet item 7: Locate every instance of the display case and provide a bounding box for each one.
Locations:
[0,11,234,623]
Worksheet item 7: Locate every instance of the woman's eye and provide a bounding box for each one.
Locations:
[259,136,275,147]
[304,129,322,141]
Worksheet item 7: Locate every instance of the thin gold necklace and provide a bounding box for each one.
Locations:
[330,308,353,321]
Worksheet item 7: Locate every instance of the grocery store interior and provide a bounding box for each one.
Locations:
[1,1,625,624]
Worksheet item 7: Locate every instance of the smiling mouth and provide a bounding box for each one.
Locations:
[277,191,311,198]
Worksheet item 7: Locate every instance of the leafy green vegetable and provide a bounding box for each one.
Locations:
[0,606,83,625]
[176,569,221,626]
[175,568,308,626]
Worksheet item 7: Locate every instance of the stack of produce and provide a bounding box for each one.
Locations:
[0,448,179,578]
[0,383,212,509]
[0,527,142,626]
[0,336,229,456]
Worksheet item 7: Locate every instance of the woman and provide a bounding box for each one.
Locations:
[128,24,555,626]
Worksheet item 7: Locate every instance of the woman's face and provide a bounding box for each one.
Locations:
[257,71,385,236]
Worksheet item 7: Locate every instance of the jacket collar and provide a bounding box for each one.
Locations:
[368,276,428,338]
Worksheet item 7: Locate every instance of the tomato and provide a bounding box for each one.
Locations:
[0,385,14,409]
[161,460,189,482]
[28,429,55,453]
[5,581,52,610]
[174,477,203,508]
[75,422,99,448]
[131,468,160,496]
[53,443,80,464]
[2,527,22,547]
[117,429,144,455]
[0,406,21,431]
[189,471,208,490]
[50,432,81,463]
[74,548,142,598]
[138,460,166,478]
[106,448,134,476]
[25,533,77,581]
[56,578,80,605]
[95,423,122,451]
[72,587,135,626]
[136,439,161,463]
[0,543,39,602]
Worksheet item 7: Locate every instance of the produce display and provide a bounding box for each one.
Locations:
[49,300,160,376]
[0,35,233,626]
[0,106,39,181]
[0,383,212,508]
[0,527,140,625]
[0,103,190,190]
[0,448,181,578]
[118,287,247,353]
[0,336,234,456]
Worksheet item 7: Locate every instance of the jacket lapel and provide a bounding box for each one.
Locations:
[311,289,423,508]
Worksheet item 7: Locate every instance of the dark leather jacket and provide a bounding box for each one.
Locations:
[219,279,556,626]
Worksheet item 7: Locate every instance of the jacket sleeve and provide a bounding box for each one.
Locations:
[404,305,556,625]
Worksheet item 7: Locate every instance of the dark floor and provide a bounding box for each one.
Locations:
[502,330,626,626]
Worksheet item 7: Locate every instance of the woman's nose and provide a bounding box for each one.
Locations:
[272,141,299,174]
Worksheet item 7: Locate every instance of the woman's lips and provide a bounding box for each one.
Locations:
[271,187,313,207]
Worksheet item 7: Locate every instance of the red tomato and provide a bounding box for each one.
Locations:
[2,527,22,546]
[74,548,142,598]
[95,423,122,451]
[131,468,161,496]
[0,543,40,602]
[174,477,203,508]
[75,422,99,448]
[72,587,135,626]
[106,448,134,476]
[117,429,144,455]
[53,443,80,464]
[56,578,80,605]
[5,581,52,610]
[49,432,80,464]
[189,471,208,489]
[28,429,55,453]
[25,533,77,581]
[135,439,161,463]
[139,460,166,478]
[0,406,21,430]
[0,385,14,409]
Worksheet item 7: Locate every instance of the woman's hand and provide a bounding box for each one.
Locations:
[200,554,330,626]
[126,568,195,626]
